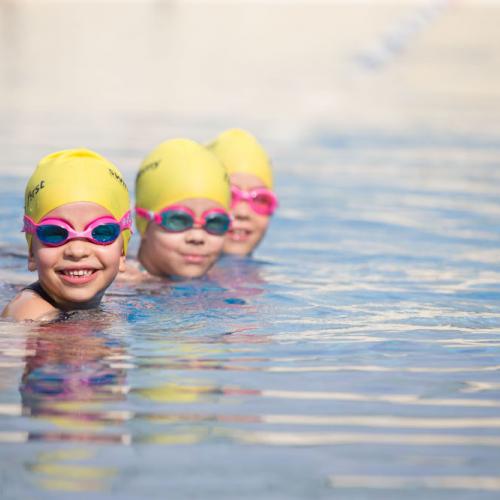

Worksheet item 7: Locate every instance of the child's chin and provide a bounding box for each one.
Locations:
[171,266,211,280]
[58,289,104,308]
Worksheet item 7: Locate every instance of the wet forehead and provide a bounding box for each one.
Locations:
[230,172,266,190]
[173,197,224,215]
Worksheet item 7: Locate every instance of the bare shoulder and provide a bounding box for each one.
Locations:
[1,290,59,322]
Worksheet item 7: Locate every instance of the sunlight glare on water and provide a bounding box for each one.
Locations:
[1,1,500,499]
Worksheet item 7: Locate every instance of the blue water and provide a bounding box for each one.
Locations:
[1,135,500,499]
[2,1,500,498]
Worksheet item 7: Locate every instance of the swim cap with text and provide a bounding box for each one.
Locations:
[24,148,131,251]
[135,138,230,235]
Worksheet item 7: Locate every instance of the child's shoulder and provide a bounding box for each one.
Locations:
[1,289,58,322]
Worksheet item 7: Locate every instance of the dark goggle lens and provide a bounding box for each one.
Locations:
[161,211,194,232]
[91,223,121,243]
[36,225,69,245]
[204,213,231,235]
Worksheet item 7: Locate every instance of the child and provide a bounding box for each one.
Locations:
[134,138,231,279]
[2,149,132,321]
[208,129,278,257]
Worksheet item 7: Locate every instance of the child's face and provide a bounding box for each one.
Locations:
[28,202,126,309]
[224,173,271,256]
[140,198,226,279]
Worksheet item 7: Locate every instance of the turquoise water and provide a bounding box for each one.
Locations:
[1,136,500,499]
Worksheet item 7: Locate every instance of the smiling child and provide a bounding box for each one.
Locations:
[208,129,278,256]
[2,149,131,321]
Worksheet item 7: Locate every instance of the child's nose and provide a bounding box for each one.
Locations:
[184,227,206,245]
[63,238,92,259]
[232,200,251,219]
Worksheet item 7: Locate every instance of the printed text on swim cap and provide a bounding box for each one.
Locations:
[108,168,128,191]
[136,160,161,181]
[26,180,46,208]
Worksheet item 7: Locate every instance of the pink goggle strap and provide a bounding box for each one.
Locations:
[136,206,230,226]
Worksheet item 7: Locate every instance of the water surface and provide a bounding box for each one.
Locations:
[1,2,500,499]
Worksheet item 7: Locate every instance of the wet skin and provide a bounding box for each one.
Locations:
[138,198,226,279]
[224,172,271,256]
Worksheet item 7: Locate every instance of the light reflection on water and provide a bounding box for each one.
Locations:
[1,2,500,499]
[1,149,500,498]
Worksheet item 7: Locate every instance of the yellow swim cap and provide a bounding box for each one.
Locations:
[24,148,131,252]
[135,138,230,235]
[207,128,273,189]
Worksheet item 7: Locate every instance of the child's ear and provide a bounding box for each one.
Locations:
[28,249,37,272]
[118,253,126,273]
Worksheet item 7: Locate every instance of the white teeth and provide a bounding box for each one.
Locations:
[64,269,93,277]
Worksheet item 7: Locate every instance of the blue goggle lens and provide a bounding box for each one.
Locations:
[36,223,121,245]
[91,223,121,243]
[159,210,230,235]
[36,225,68,245]
[204,213,231,235]
[161,211,194,232]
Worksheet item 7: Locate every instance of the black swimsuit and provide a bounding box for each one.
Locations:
[23,281,58,308]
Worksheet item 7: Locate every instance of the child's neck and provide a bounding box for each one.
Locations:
[39,281,105,311]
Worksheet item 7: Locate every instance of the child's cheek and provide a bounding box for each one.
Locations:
[31,246,58,272]
[257,215,271,233]
[98,243,125,271]
[209,234,225,254]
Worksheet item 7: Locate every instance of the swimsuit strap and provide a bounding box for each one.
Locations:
[23,281,59,309]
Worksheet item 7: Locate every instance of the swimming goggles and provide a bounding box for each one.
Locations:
[23,211,132,247]
[135,205,231,236]
[231,186,278,216]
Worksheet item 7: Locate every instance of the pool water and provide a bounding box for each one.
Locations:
[1,1,500,499]
[1,138,500,499]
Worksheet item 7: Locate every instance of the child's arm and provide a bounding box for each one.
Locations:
[1,290,59,321]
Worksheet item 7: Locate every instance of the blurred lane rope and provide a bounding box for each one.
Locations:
[353,0,459,71]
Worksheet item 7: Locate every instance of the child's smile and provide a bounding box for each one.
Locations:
[224,173,271,256]
[29,202,125,310]
[2,148,131,322]
[227,226,252,242]
[57,266,100,284]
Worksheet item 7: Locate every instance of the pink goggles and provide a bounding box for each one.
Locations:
[231,186,278,216]
[136,205,231,236]
[23,211,132,247]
